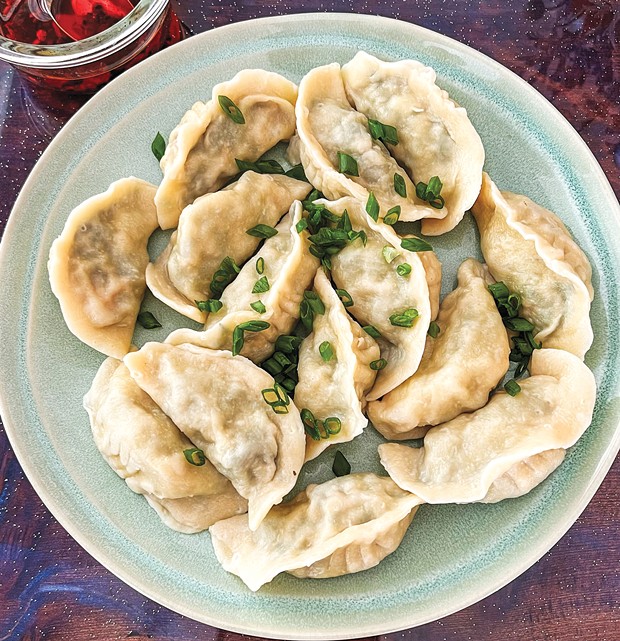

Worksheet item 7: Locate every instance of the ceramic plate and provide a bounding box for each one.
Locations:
[0,13,619,641]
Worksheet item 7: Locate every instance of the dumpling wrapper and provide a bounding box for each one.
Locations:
[209,473,423,591]
[471,173,594,359]
[48,177,159,359]
[84,356,247,533]
[379,348,596,504]
[327,197,441,400]
[166,200,319,362]
[294,268,380,461]
[155,69,298,229]
[368,258,510,440]
[295,63,439,222]
[124,342,305,531]
[341,51,485,235]
[147,172,311,323]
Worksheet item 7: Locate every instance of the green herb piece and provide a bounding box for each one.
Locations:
[338,210,352,233]
[394,173,407,198]
[308,227,349,248]
[383,206,401,226]
[218,95,245,124]
[337,152,359,176]
[137,311,161,329]
[262,357,282,376]
[367,118,399,145]
[366,191,380,222]
[195,299,223,313]
[332,450,351,477]
[235,158,284,175]
[261,387,289,414]
[250,300,267,314]
[428,320,441,338]
[252,276,270,294]
[335,288,354,308]
[370,358,388,371]
[232,325,245,356]
[301,408,320,440]
[210,256,241,298]
[183,448,206,466]
[382,245,401,264]
[296,218,308,233]
[324,416,342,435]
[238,320,270,332]
[300,298,314,332]
[256,257,265,275]
[504,317,536,332]
[401,237,434,252]
[273,382,290,406]
[389,308,419,328]
[504,379,522,397]
[488,282,511,300]
[415,176,445,209]
[276,335,302,353]
[348,229,367,246]
[303,290,325,315]
[273,352,292,368]
[246,224,278,239]
[319,341,335,362]
[363,325,382,339]
[151,132,166,162]
[396,263,412,277]
[285,163,308,182]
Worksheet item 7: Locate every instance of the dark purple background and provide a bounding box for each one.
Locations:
[0,1,618,640]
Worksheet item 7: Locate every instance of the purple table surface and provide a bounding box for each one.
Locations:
[0,1,618,640]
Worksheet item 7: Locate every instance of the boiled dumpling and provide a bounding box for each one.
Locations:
[471,173,593,359]
[146,172,311,323]
[124,342,305,530]
[294,268,380,461]
[326,197,441,400]
[84,356,247,533]
[209,473,423,591]
[341,51,485,235]
[379,348,596,503]
[48,177,159,359]
[295,63,439,222]
[166,200,319,362]
[368,259,510,440]
[155,69,298,229]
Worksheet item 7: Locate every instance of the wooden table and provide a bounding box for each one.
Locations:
[0,1,618,639]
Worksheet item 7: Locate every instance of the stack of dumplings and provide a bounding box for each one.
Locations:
[48,52,596,592]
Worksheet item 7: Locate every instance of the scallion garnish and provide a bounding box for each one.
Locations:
[335,289,354,308]
[401,237,433,253]
[252,276,270,294]
[337,151,359,176]
[394,173,407,198]
[195,299,223,313]
[428,321,441,338]
[137,311,161,329]
[504,379,522,397]
[261,385,290,414]
[183,448,206,466]
[218,95,245,124]
[415,176,445,209]
[396,263,412,277]
[319,341,335,362]
[256,257,265,275]
[324,416,342,435]
[389,308,419,328]
[275,335,302,353]
[363,325,382,339]
[296,218,308,233]
[301,408,320,440]
[232,320,270,356]
[332,450,351,477]
[246,224,278,239]
[366,192,380,222]
[503,317,536,332]
[367,118,399,146]
[370,358,388,370]
[285,163,309,182]
[382,246,401,264]
[210,256,241,298]
[235,158,284,175]
[383,206,401,226]
[250,300,267,314]
[303,290,325,315]
[151,132,166,162]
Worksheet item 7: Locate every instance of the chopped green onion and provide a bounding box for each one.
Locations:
[335,289,354,308]
[383,206,401,226]
[401,237,434,253]
[250,300,266,314]
[300,298,314,332]
[262,357,282,376]
[273,382,290,405]
[363,325,382,339]
[488,282,511,300]
[235,158,284,175]
[332,450,351,477]
[151,132,166,162]
[504,379,522,397]
[276,335,302,353]
[366,192,380,222]
[238,320,270,332]
[324,416,342,435]
[137,311,161,329]
[303,291,325,315]
[348,229,367,246]
[195,299,223,313]
[296,218,308,233]
[301,408,320,440]
[337,151,359,176]
[338,210,352,233]
[415,176,445,209]
[232,326,245,356]
[504,317,535,332]
[319,341,335,362]
[370,358,388,370]
[389,308,419,328]
[252,276,270,294]
[210,256,241,298]
[256,257,265,275]
[285,163,308,182]
[261,387,289,414]
[273,352,292,368]
[396,263,412,277]
[428,321,441,338]
[246,224,278,239]
[394,173,407,198]
[218,95,245,124]
[382,245,401,264]
[367,118,399,146]
[183,448,206,466]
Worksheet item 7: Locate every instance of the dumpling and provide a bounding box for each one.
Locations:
[295,63,439,222]
[294,268,380,461]
[48,177,159,359]
[84,356,247,533]
[155,69,298,229]
[123,342,305,530]
[341,51,485,235]
[326,197,441,400]
[368,259,510,440]
[146,172,311,323]
[471,173,594,359]
[209,473,423,591]
[379,348,596,504]
[166,201,319,362]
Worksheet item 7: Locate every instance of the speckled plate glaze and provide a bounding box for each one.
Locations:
[0,13,619,640]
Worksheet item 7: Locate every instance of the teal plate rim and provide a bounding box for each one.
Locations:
[1,13,619,640]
